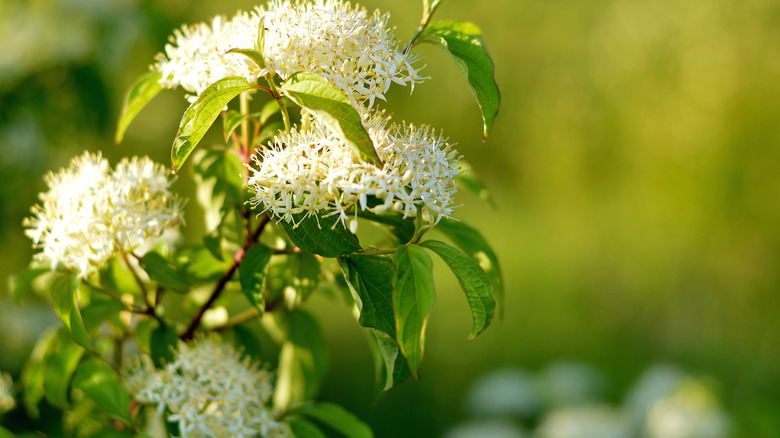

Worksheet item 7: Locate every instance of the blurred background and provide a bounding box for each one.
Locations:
[2,0,780,436]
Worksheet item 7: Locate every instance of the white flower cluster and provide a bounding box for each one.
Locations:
[24,152,184,277]
[0,372,14,414]
[154,0,423,105]
[248,113,459,233]
[125,337,288,438]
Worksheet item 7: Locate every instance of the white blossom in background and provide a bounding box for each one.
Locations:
[534,405,632,438]
[153,0,424,104]
[125,337,289,438]
[23,152,184,277]
[247,112,460,234]
[0,372,14,414]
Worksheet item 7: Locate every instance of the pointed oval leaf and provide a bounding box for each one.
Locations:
[393,245,435,379]
[116,71,163,143]
[223,109,250,143]
[273,310,328,411]
[173,245,230,285]
[226,48,265,69]
[239,244,272,314]
[172,76,258,172]
[151,323,179,368]
[281,72,382,165]
[21,327,58,417]
[420,240,495,339]
[51,274,94,351]
[289,419,327,438]
[435,218,503,316]
[140,251,190,293]
[281,213,361,257]
[9,267,49,306]
[338,255,396,338]
[293,402,374,438]
[420,21,500,139]
[43,329,85,407]
[367,329,410,392]
[73,358,131,425]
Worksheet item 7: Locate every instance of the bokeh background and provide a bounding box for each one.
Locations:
[2,0,780,436]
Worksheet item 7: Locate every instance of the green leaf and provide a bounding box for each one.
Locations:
[281,72,381,165]
[289,418,327,438]
[240,244,272,314]
[81,299,126,333]
[171,76,258,172]
[273,310,328,411]
[116,71,163,143]
[222,109,250,143]
[140,251,190,293]
[294,402,374,438]
[420,21,500,139]
[284,252,320,308]
[393,245,435,379]
[73,358,131,425]
[256,99,283,125]
[367,329,410,391]
[150,323,178,368]
[0,425,15,438]
[43,329,86,407]
[435,219,504,316]
[227,48,265,69]
[420,240,494,339]
[358,211,415,244]
[21,327,58,417]
[173,246,230,285]
[281,213,361,257]
[256,15,267,56]
[9,267,48,306]
[100,258,142,295]
[338,255,396,337]
[51,274,94,351]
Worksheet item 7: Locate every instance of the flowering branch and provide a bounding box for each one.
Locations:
[405,0,443,53]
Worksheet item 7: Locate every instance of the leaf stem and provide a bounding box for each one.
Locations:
[265,75,291,132]
[405,0,443,53]
[240,93,250,154]
[181,213,271,340]
[350,248,397,256]
[123,254,149,301]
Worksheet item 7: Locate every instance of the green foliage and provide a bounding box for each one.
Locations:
[281,72,382,165]
[73,359,131,425]
[281,213,362,257]
[289,418,327,438]
[338,255,396,337]
[115,71,163,143]
[292,402,374,438]
[420,21,500,139]
[393,245,435,379]
[240,243,272,314]
[222,109,250,142]
[420,240,494,339]
[139,251,190,293]
[9,267,48,306]
[51,274,94,352]
[43,330,85,407]
[367,329,410,391]
[150,323,178,368]
[21,327,58,417]
[274,310,328,411]
[172,77,258,172]
[173,246,230,284]
[358,211,416,244]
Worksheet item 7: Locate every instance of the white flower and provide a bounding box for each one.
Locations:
[153,0,424,104]
[247,112,459,233]
[0,372,14,414]
[23,152,184,277]
[125,337,289,438]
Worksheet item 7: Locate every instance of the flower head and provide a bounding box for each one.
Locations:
[24,152,184,277]
[154,0,424,104]
[248,112,459,233]
[125,336,289,438]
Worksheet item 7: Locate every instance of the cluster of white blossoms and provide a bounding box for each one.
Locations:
[248,113,460,233]
[0,372,14,414]
[154,0,424,105]
[125,337,289,438]
[24,152,184,277]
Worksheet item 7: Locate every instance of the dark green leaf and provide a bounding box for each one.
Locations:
[289,418,327,438]
[281,213,361,257]
[338,255,396,337]
[240,244,272,314]
[150,323,178,368]
[435,218,504,316]
[367,329,410,392]
[43,329,85,407]
[223,109,250,143]
[358,211,415,244]
[273,310,327,410]
[116,71,163,143]
[420,21,500,139]
[294,402,374,438]
[51,274,94,351]
[81,299,126,333]
[420,240,494,339]
[73,358,131,424]
[9,267,48,306]
[172,77,257,172]
[21,327,58,417]
[230,325,263,360]
[140,251,190,293]
[281,72,381,165]
[393,245,435,379]
[173,246,230,285]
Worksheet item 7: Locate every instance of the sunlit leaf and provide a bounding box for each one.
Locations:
[293,402,374,438]
[73,358,131,425]
[223,109,250,143]
[116,71,163,143]
[289,418,326,438]
[281,72,381,165]
[43,329,85,407]
[51,274,94,351]
[173,246,230,285]
[273,310,328,411]
[420,240,494,339]
[140,251,190,293]
[420,21,500,139]
[9,267,48,306]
